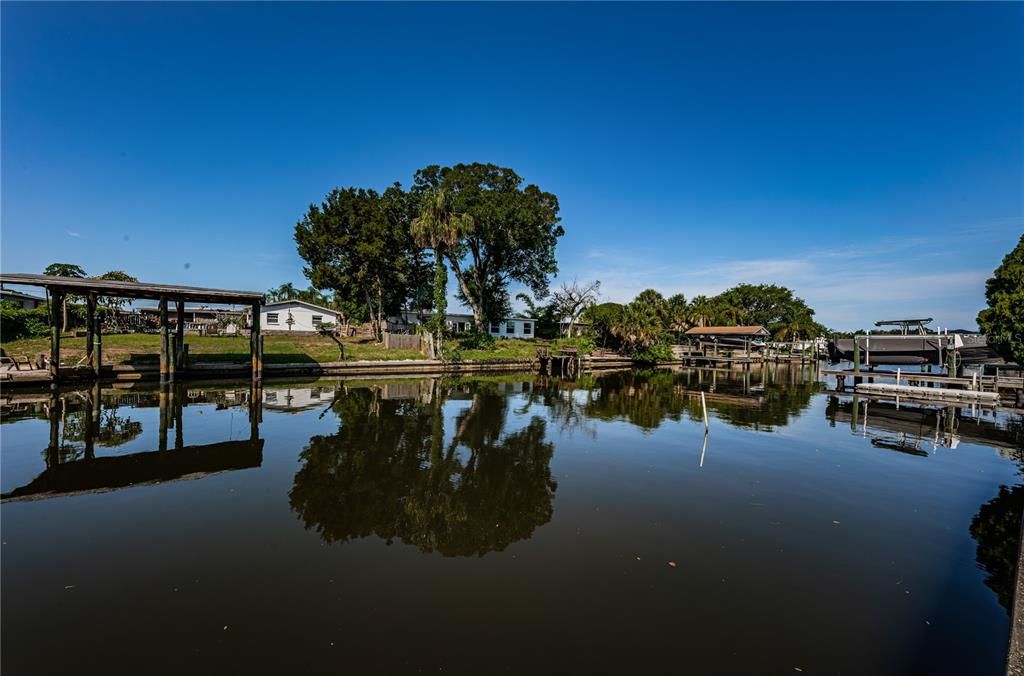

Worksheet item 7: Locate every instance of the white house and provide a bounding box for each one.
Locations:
[0,288,45,310]
[259,300,340,333]
[392,310,535,339]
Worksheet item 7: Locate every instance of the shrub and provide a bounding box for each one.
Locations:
[0,302,52,341]
[633,343,673,364]
[459,331,496,350]
[555,335,596,355]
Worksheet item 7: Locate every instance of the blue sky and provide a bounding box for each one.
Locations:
[2,2,1021,329]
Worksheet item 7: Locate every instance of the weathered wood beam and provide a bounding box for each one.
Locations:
[175,299,185,372]
[49,290,63,385]
[250,302,261,383]
[85,293,95,361]
[159,297,169,386]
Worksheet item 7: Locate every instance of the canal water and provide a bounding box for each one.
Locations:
[2,366,1021,675]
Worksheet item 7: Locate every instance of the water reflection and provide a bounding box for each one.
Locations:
[971,484,1024,614]
[526,366,819,433]
[1,383,264,502]
[289,379,557,556]
[3,368,1024,674]
[825,395,1024,458]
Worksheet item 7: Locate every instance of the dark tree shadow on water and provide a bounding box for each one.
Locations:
[970,483,1024,614]
[288,381,557,557]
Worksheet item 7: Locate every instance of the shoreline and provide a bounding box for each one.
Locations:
[0,355,637,389]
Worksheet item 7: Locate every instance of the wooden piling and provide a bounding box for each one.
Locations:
[90,292,102,377]
[49,290,63,385]
[86,292,96,374]
[159,297,169,385]
[250,303,262,383]
[175,299,185,371]
[258,334,265,382]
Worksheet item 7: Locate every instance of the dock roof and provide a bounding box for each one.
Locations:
[684,325,771,337]
[0,273,264,305]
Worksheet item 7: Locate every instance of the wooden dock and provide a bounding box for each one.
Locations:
[824,367,1024,405]
[854,382,1000,403]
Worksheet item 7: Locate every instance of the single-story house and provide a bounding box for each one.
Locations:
[259,300,340,333]
[0,288,46,310]
[392,310,536,339]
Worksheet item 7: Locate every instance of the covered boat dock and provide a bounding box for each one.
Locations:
[0,273,266,386]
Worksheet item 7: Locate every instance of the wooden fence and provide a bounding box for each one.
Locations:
[383,332,422,352]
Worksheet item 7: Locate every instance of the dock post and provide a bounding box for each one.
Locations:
[159,297,169,386]
[168,324,177,383]
[853,335,861,384]
[175,299,185,373]
[86,292,96,377]
[90,292,102,378]
[258,334,265,382]
[49,289,63,386]
[250,302,261,384]
[701,391,709,431]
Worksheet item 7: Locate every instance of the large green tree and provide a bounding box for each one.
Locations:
[712,283,825,340]
[412,163,563,326]
[94,270,138,312]
[294,185,430,340]
[977,234,1024,365]
[43,263,86,332]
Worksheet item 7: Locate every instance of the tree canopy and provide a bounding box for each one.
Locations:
[977,233,1024,365]
[43,263,86,279]
[580,283,824,359]
[412,163,563,326]
[95,270,138,311]
[294,185,430,339]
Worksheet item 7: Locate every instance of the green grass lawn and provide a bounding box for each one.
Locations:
[0,333,569,365]
[0,333,424,365]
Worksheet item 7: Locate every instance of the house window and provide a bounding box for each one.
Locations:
[267,313,279,325]
[523,322,532,335]
[506,321,515,335]
[490,322,500,334]
[457,322,467,333]
[312,315,323,326]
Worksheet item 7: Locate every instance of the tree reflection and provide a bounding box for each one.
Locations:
[289,382,557,556]
[570,368,818,432]
[970,483,1024,614]
[63,409,143,448]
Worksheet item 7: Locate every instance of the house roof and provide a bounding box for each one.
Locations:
[685,325,771,337]
[262,299,339,315]
[0,288,46,302]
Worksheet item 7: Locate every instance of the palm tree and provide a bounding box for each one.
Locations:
[412,189,474,356]
[267,282,298,303]
[689,295,712,328]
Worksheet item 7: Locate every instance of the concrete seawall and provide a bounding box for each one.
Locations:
[1008,512,1024,676]
[1,356,636,388]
